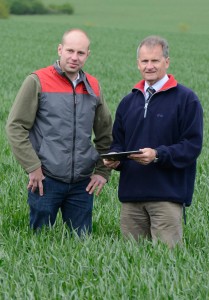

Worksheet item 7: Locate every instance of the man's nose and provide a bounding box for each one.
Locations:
[146,61,154,68]
[71,52,78,60]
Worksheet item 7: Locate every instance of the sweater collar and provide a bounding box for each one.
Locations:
[133,74,178,93]
[144,75,169,93]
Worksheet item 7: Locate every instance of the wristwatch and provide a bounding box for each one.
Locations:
[153,149,159,163]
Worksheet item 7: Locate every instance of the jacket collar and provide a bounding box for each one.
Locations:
[53,61,95,95]
[133,74,178,93]
[53,61,85,80]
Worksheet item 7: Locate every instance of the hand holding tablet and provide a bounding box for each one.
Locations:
[101,150,142,161]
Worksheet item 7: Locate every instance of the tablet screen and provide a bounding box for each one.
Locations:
[101,151,142,161]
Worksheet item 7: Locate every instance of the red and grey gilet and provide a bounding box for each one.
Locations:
[29,64,101,183]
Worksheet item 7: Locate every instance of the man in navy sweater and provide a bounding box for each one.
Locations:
[104,35,203,248]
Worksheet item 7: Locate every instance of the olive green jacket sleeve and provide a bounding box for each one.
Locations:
[93,86,113,181]
[5,74,42,173]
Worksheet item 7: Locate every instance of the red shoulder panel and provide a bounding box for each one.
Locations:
[34,66,73,93]
[85,73,100,97]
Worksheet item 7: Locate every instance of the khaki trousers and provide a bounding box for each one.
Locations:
[120,201,183,248]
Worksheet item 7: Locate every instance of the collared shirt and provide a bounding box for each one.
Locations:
[144,74,169,100]
[57,60,80,87]
[72,72,80,87]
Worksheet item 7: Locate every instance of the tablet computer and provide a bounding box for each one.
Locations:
[101,150,142,161]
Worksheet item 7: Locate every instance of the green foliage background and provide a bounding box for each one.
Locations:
[0,0,74,16]
[0,0,9,18]
[0,0,209,299]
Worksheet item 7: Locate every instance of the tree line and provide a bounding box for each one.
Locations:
[0,0,74,18]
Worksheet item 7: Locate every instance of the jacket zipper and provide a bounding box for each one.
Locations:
[144,100,149,118]
[144,97,152,118]
[63,73,79,183]
[144,93,158,118]
[71,90,77,182]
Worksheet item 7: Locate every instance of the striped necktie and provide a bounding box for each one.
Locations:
[146,86,156,100]
[144,86,156,118]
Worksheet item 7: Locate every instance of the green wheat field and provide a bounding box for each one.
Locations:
[0,0,208,299]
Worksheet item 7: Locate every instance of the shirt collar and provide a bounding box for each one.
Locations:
[144,74,169,93]
[56,60,80,87]
[72,72,80,87]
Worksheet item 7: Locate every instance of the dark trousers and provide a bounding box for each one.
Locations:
[28,176,93,236]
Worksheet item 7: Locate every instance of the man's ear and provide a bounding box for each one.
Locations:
[58,44,62,56]
[136,58,140,70]
[166,57,170,69]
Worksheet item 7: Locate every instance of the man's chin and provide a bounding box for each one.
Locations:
[68,67,78,71]
[65,68,79,75]
[145,76,157,85]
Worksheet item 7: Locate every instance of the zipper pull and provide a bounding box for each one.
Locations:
[144,101,148,118]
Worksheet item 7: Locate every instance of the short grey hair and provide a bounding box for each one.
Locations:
[137,35,169,59]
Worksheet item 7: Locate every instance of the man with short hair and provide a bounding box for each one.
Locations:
[6,29,112,235]
[104,35,203,247]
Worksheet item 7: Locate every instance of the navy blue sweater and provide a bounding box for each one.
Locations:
[111,75,203,206]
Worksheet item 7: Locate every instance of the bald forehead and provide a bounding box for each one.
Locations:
[62,30,90,48]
